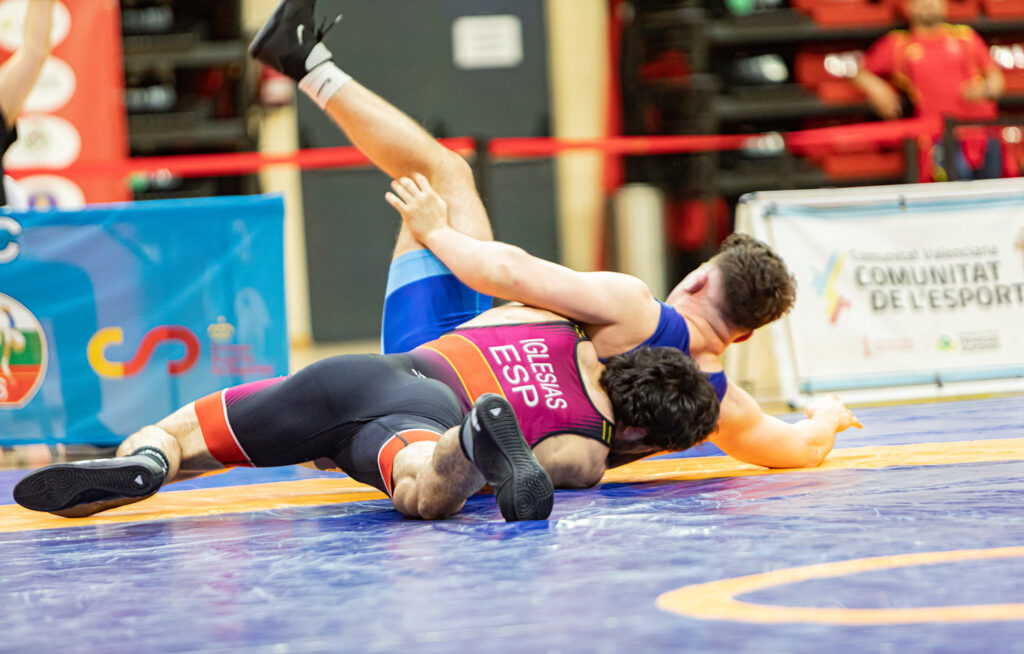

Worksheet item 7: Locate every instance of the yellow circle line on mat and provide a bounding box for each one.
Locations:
[657,546,1024,625]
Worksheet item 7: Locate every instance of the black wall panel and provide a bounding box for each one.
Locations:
[298,0,557,342]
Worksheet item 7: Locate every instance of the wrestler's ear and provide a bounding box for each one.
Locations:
[733,331,753,343]
[617,426,647,442]
[680,267,709,294]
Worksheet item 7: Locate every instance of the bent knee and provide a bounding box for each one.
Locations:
[391,477,419,518]
[438,149,474,182]
[416,495,461,520]
[431,152,477,197]
[391,478,462,520]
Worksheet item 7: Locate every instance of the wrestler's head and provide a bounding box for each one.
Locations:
[712,232,796,332]
[599,346,720,452]
[670,233,795,340]
[904,0,946,28]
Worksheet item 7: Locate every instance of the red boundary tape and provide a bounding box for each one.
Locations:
[7,117,944,180]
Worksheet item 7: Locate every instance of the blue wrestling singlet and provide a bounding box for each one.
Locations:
[635,301,729,401]
[382,251,727,401]
[381,250,493,354]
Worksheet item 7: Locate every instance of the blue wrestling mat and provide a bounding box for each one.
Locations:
[1,396,1022,653]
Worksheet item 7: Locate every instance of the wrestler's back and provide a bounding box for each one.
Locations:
[457,304,613,421]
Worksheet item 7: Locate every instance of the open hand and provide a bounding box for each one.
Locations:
[385,173,448,241]
[804,394,863,432]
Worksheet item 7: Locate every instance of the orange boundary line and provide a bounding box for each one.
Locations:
[1,437,1020,534]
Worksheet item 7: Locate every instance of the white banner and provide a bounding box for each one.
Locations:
[742,178,1024,403]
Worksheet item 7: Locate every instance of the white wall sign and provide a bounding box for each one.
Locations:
[740,178,1024,405]
[452,15,523,70]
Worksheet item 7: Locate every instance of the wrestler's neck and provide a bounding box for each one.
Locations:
[665,293,732,357]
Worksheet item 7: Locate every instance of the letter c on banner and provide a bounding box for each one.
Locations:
[0,217,22,264]
[88,326,201,378]
[88,327,125,377]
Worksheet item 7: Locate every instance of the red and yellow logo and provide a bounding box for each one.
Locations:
[88,326,200,378]
[0,295,47,408]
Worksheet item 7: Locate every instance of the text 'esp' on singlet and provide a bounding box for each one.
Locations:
[409,321,614,448]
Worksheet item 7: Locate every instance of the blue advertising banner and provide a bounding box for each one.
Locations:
[0,195,287,446]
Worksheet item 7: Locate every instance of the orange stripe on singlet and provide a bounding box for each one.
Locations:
[419,334,506,403]
[194,391,254,467]
[377,429,443,497]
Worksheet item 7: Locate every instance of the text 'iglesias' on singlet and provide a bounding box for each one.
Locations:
[408,321,614,448]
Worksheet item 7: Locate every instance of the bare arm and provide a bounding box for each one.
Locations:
[0,0,55,124]
[962,67,1005,102]
[531,433,609,489]
[386,174,655,327]
[711,383,862,469]
[851,69,903,120]
[986,67,1006,99]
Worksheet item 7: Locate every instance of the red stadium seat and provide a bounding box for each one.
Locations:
[817,150,905,180]
[880,0,980,21]
[981,0,1024,19]
[816,80,868,103]
[793,49,867,104]
[794,0,895,27]
[668,197,729,252]
[1002,67,1024,93]
[988,40,1024,91]
[945,0,981,21]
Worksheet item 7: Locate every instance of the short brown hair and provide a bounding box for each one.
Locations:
[712,233,796,331]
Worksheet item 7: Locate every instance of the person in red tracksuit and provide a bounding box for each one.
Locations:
[853,0,1008,181]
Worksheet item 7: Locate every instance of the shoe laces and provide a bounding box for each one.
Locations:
[317,13,342,40]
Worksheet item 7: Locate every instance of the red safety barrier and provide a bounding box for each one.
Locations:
[786,115,943,151]
[6,117,945,180]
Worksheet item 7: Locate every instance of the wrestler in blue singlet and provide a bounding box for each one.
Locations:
[383,250,728,401]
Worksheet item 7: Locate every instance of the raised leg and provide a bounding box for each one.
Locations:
[323,82,491,258]
[249,0,492,261]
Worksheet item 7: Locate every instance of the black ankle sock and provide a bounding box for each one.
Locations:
[130,446,169,476]
[459,411,477,464]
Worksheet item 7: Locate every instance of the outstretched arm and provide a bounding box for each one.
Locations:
[386,174,656,328]
[711,384,862,469]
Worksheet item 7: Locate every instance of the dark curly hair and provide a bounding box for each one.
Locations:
[599,347,720,451]
[713,233,796,331]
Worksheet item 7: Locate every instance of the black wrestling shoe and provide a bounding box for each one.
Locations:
[463,394,554,521]
[248,0,342,82]
[13,450,167,518]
